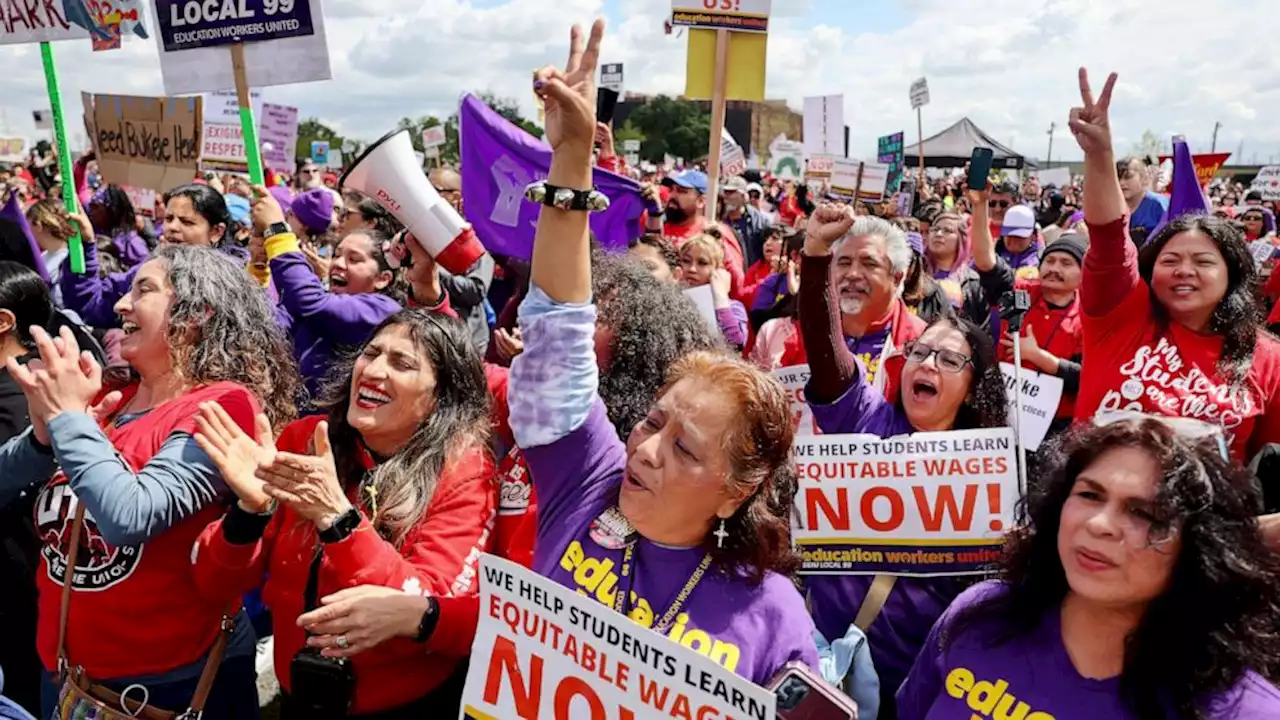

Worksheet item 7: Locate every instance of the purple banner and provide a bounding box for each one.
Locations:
[153,0,314,52]
[459,94,645,261]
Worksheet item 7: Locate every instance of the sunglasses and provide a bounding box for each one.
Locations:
[988,199,1011,210]
[903,341,972,373]
[1242,215,1264,222]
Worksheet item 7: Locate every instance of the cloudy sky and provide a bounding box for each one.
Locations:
[3,0,1278,164]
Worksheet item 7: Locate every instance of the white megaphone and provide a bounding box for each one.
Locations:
[339,129,484,275]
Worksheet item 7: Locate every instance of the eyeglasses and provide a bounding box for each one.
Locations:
[903,341,972,373]
[988,199,1011,210]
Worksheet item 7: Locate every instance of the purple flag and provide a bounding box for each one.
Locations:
[0,193,50,285]
[459,94,644,260]
[1150,138,1210,239]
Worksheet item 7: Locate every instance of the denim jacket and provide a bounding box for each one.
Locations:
[815,625,881,720]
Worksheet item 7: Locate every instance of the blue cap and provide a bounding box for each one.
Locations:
[224,194,251,226]
[670,170,709,194]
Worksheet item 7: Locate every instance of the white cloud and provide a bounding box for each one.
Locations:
[1,0,1278,165]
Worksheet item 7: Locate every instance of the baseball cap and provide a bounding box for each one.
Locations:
[670,170,709,194]
[746,182,763,195]
[1001,204,1037,238]
[723,176,749,193]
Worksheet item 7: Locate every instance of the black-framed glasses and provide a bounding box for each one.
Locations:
[988,199,1011,210]
[903,341,972,373]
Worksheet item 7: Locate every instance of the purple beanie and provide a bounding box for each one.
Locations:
[291,188,335,235]
[269,186,294,216]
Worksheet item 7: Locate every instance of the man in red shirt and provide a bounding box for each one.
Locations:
[648,169,746,298]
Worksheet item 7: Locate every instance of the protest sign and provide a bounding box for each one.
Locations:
[123,186,158,218]
[0,3,87,44]
[1033,166,1070,188]
[310,140,329,165]
[772,365,818,436]
[806,154,835,176]
[684,28,766,102]
[768,136,803,180]
[461,555,776,720]
[856,162,890,201]
[421,126,446,149]
[153,0,330,95]
[794,428,1017,576]
[622,139,641,153]
[671,0,771,32]
[877,131,904,192]
[1249,239,1278,271]
[153,0,315,52]
[682,285,720,336]
[828,158,861,200]
[1251,166,1280,200]
[600,62,624,93]
[259,102,298,171]
[204,89,264,123]
[803,95,843,158]
[0,138,26,163]
[910,77,930,109]
[1156,151,1231,189]
[720,144,747,178]
[33,110,52,130]
[201,121,249,174]
[92,94,202,192]
[999,363,1063,451]
[326,148,342,169]
[829,160,889,202]
[458,94,644,261]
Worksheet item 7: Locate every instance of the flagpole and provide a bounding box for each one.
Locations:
[40,41,85,274]
[916,106,924,182]
[230,43,265,184]
[703,29,730,221]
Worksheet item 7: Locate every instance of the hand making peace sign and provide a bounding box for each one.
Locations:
[534,19,606,158]
[1068,68,1118,158]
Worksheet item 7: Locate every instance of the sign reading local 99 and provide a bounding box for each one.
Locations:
[154,0,315,52]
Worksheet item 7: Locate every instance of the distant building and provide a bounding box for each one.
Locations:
[614,94,804,159]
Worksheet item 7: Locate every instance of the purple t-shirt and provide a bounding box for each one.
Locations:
[897,582,1280,720]
[804,362,971,698]
[527,400,820,687]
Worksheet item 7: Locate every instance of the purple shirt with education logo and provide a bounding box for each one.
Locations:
[898,582,1280,720]
[511,285,818,688]
[803,358,972,699]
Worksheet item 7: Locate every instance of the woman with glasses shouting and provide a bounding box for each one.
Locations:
[897,415,1280,719]
[797,201,1011,719]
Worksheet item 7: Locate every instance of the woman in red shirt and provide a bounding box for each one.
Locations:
[192,307,497,718]
[1070,67,1280,462]
[0,245,298,718]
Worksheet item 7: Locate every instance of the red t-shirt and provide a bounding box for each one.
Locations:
[35,382,260,678]
[997,283,1083,420]
[1077,218,1280,461]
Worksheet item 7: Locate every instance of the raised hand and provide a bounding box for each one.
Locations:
[257,421,353,530]
[7,326,104,429]
[250,184,286,232]
[803,202,856,256]
[535,20,606,158]
[1068,68,1118,158]
[194,402,276,513]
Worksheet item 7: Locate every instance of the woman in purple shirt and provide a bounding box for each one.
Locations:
[508,20,818,687]
[87,186,151,270]
[897,417,1280,719]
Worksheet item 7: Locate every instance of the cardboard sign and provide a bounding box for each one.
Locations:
[772,364,819,436]
[153,0,330,95]
[998,363,1063,451]
[461,555,776,720]
[793,428,1017,576]
[1250,166,1280,201]
[153,0,315,52]
[421,126,446,149]
[803,95,843,158]
[0,3,87,44]
[600,62,624,93]
[310,140,329,165]
[671,0,771,33]
[92,94,202,192]
[910,77,930,109]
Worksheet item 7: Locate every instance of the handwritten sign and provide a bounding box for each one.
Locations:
[772,364,818,436]
[999,363,1063,451]
[461,555,776,720]
[1251,166,1280,201]
[0,2,86,44]
[153,0,315,52]
[92,94,202,193]
[793,428,1017,576]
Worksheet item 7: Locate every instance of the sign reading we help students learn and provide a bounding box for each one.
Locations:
[460,555,776,720]
[794,428,1017,577]
[92,94,202,192]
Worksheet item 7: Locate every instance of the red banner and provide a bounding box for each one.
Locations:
[1158,152,1231,189]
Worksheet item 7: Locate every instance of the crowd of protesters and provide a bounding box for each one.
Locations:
[0,18,1276,720]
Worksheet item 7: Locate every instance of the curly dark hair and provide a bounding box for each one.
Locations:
[946,419,1280,719]
[1138,214,1260,384]
[591,252,722,433]
[317,308,490,547]
[108,245,302,430]
[88,185,137,238]
[904,315,1008,430]
[338,228,406,305]
[627,233,678,272]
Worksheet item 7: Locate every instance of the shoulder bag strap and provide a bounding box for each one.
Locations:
[55,502,87,680]
[853,574,897,631]
[186,606,237,714]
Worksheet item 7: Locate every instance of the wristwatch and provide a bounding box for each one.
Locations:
[318,506,361,544]
[263,221,290,239]
[413,597,440,643]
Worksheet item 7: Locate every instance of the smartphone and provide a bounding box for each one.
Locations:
[968,147,994,191]
[596,88,620,126]
[769,662,857,720]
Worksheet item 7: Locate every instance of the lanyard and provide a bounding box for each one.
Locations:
[612,543,713,634]
[1033,298,1075,352]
